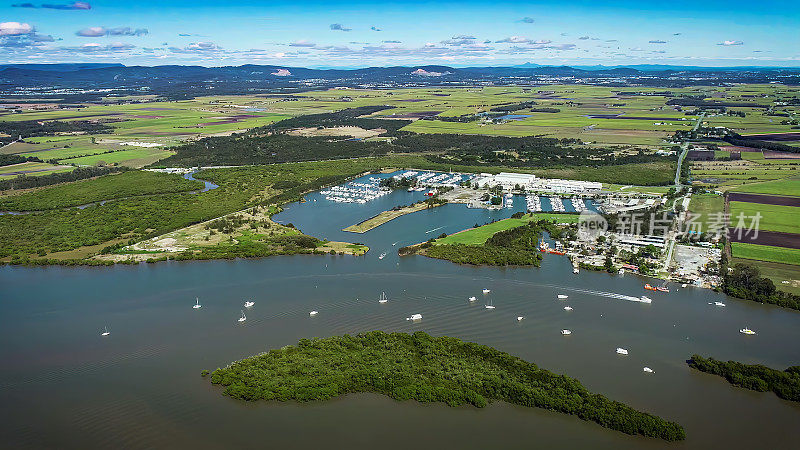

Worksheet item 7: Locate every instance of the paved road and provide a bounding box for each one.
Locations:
[673,113,706,187]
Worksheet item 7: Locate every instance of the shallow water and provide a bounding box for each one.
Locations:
[1,173,799,449]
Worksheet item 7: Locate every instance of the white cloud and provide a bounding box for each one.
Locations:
[0,22,34,36]
[718,40,744,46]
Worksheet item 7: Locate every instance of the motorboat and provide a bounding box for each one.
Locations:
[740,327,756,335]
[564,306,573,311]
[244,300,255,308]
[681,283,688,288]
[379,252,386,260]
[517,316,524,321]
[101,326,110,337]
[193,297,202,309]
[557,294,569,300]
[616,348,629,355]
[573,267,579,274]
[468,296,477,302]
[238,310,247,323]
[309,310,318,317]
[714,301,726,307]
[643,367,654,373]
[482,289,491,294]
[561,329,572,335]
[618,268,624,275]
[407,313,423,321]
[640,296,652,303]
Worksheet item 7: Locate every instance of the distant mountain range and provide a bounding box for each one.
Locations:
[0,63,797,102]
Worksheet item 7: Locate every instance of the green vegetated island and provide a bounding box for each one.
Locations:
[206,331,685,441]
[402,212,577,266]
[688,355,800,402]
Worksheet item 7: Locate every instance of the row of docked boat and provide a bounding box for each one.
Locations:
[525,194,541,211]
[320,179,390,203]
[550,196,565,212]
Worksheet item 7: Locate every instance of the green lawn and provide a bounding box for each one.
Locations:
[436,213,578,245]
[728,201,800,234]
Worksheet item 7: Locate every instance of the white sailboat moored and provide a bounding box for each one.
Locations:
[193,297,202,309]
[244,300,255,308]
[379,292,389,304]
[101,326,110,337]
[238,310,247,323]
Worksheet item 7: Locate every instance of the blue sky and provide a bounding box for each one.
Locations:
[0,0,797,67]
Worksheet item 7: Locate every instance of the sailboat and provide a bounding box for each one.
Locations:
[244,300,254,308]
[101,326,110,337]
[485,297,495,309]
[193,297,202,309]
[309,310,318,317]
[238,310,247,323]
[379,291,389,304]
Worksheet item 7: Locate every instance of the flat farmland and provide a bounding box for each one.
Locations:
[731,176,800,197]
[0,161,74,177]
[62,148,174,167]
[728,201,800,234]
[732,242,800,266]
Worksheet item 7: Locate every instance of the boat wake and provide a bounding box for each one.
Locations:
[562,287,649,303]
[425,226,446,234]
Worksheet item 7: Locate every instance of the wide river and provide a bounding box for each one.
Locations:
[2,173,799,449]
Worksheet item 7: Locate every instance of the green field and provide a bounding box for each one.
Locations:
[687,193,725,232]
[0,161,73,177]
[728,201,800,234]
[732,243,800,266]
[731,176,800,197]
[59,148,173,167]
[436,213,578,245]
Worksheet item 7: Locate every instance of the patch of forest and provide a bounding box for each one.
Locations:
[207,331,685,441]
[688,355,800,402]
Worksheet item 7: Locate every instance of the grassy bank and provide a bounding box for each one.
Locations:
[436,213,578,245]
[208,331,685,441]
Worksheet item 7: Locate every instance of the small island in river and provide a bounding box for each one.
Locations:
[207,331,685,441]
[688,355,800,402]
